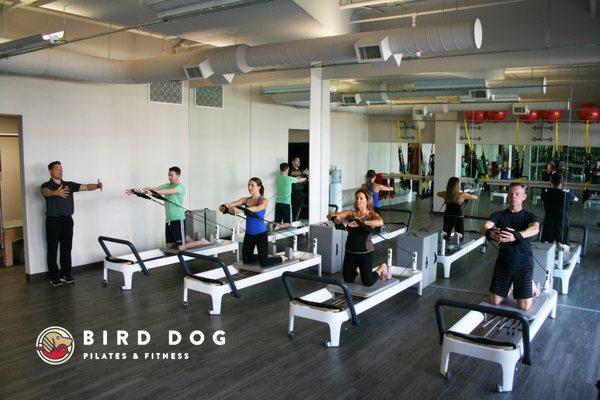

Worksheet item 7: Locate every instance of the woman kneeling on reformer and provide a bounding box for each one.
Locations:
[220,177,287,268]
[328,189,387,286]
[437,177,478,240]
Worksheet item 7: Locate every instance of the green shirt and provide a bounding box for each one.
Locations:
[275,174,297,204]
[160,182,185,221]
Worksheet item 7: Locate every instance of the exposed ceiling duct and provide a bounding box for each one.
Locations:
[0,19,482,84]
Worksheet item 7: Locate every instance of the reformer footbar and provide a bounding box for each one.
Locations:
[98,234,239,291]
[282,248,421,348]
[179,238,321,315]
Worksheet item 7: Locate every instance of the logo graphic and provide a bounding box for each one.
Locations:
[35,326,74,365]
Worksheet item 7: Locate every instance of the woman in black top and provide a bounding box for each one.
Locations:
[437,177,478,240]
[328,189,386,286]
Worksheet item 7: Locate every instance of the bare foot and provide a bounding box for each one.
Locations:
[559,243,571,253]
[280,255,288,262]
[376,263,389,280]
[532,280,540,298]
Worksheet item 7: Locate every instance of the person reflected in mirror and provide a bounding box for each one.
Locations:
[274,163,307,230]
[437,177,478,240]
[362,169,394,215]
[541,173,578,252]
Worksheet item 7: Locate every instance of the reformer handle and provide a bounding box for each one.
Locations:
[97,236,149,276]
[434,299,532,365]
[282,271,360,326]
[177,251,240,298]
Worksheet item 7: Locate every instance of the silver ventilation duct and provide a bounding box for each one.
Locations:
[0,19,482,84]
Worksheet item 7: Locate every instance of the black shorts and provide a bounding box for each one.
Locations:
[541,224,569,244]
[274,203,292,224]
[489,264,533,300]
[165,220,185,246]
[443,216,464,236]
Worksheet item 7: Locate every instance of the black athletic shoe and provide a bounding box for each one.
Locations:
[60,275,75,284]
[50,279,62,287]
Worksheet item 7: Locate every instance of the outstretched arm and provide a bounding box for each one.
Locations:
[80,179,103,192]
[219,197,246,215]
[375,183,394,192]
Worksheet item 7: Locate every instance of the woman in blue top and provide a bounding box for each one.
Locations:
[361,170,394,215]
[220,177,286,268]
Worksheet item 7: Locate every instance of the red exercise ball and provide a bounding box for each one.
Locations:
[577,103,599,123]
[486,110,507,122]
[465,110,486,124]
[539,109,563,123]
[519,110,540,124]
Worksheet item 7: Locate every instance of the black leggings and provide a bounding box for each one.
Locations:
[242,231,282,268]
[342,251,380,287]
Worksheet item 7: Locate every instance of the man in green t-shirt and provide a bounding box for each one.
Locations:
[274,163,307,230]
[126,166,209,250]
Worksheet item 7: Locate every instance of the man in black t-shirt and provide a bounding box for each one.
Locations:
[41,161,103,286]
[541,173,577,250]
[289,156,309,221]
[480,183,540,311]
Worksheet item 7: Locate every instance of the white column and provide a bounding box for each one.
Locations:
[308,67,330,225]
[433,117,461,211]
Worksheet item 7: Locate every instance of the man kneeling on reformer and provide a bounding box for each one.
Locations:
[480,183,540,311]
[328,189,387,286]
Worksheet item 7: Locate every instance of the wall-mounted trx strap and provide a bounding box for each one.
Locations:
[515,119,520,147]
[585,120,591,154]
[554,121,560,151]
[463,120,474,151]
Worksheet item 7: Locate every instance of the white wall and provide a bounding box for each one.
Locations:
[0,75,188,276]
[0,135,23,221]
[188,85,369,229]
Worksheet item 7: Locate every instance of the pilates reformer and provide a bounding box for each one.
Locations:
[98,233,239,291]
[434,262,557,393]
[281,249,421,348]
[179,238,321,315]
[539,223,588,294]
[436,215,489,279]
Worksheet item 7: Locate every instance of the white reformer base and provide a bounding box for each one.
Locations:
[373,225,407,244]
[440,289,558,393]
[437,235,487,278]
[183,251,322,315]
[234,220,309,245]
[490,192,507,204]
[553,244,581,294]
[103,240,239,291]
[288,267,422,348]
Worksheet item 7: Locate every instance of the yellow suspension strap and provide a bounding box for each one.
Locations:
[554,121,560,151]
[395,120,402,146]
[585,120,590,154]
[515,119,520,147]
[463,119,474,151]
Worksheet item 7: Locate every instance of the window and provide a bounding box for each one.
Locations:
[149,80,183,105]
[194,86,223,109]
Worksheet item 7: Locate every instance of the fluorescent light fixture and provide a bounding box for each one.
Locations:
[42,31,64,43]
[0,31,64,57]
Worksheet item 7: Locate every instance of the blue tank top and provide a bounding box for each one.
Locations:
[244,196,267,235]
[368,188,380,208]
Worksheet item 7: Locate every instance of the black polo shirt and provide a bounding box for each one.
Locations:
[41,180,81,217]
[489,208,539,270]
[541,188,575,227]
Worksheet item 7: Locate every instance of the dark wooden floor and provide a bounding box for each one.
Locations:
[1,194,599,400]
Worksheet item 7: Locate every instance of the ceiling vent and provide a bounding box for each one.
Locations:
[183,64,203,79]
[512,103,530,115]
[340,94,358,106]
[354,34,393,63]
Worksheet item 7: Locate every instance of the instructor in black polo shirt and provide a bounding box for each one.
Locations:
[41,161,103,286]
[480,183,540,311]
